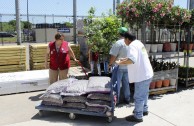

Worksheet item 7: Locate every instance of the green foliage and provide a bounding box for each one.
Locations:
[8,20,17,30]
[23,21,32,29]
[0,20,33,32]
[65,22,73,28]
[84,7,121,55]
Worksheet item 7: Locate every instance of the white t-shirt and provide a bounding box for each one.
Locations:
[127,40,153,83]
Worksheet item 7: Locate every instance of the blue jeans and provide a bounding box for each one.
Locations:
[133,78,152,119]
[117,68,130,103]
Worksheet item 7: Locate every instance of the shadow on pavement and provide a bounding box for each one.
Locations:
[31,111,139,126]
[149,85,194,101]
[29,93,44,101]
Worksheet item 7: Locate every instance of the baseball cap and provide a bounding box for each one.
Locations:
[118,27,128,34]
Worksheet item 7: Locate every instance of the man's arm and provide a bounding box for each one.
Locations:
[109,55,117,66]
[115,58,134,65]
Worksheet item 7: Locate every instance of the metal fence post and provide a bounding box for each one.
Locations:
[15,0,22,45]
[0,14,3,45]
[113,0,115,15]
[27,0,30,42]
[44,15,47,43]
[73,0,77,44]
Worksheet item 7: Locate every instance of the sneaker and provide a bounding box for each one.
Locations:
[133,110,149,116]
[125,115,143,122]
[124,100,130,104]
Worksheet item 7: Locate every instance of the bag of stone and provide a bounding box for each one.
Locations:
[87,99,111,106]
[41,100,62,107]
[87,93,111,101]
[82,106,107,113]
[86,76,111,93]
[85,102,112,111]
[62,102,86,109]
[39,93,63,105]
[61,80,88,96]
[46,78,78,94]
[63,96,87,103]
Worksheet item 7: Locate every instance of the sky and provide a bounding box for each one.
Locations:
[0,0,188,23]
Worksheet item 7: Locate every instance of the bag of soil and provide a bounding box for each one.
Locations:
[87,93,111,101]
[39,93,63,105]
[62,102,86,109]
[63,96,87,103]
[61,80,88,96]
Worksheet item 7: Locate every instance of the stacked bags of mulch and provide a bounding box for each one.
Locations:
[39,76,113,114]
[84,77,112,114]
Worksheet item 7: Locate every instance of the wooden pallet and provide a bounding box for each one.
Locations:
[0,64,26,73]
[149,88,176,95]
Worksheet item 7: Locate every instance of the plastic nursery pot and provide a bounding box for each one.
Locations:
[156,80,163,88]
[162,79,170,87]
[170,79,176,86]
[163,42,171,52]
[170,43,177,52]
[157,44,163,52]
[145,44,151,53]
[150,82,156,89]
[192,44,194,50]
[184,44,193,50]
[150,44,158,53]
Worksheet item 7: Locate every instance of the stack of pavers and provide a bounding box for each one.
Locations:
[39,76,113,115]
[0,45,26,73]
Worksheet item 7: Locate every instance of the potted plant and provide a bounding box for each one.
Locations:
[163,79,170,87]
[170,78,177,86]
[150,81,156,89]
[84,8,121,74]
[156,80,163,88]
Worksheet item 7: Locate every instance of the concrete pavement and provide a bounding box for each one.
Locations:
[0,86,194,126]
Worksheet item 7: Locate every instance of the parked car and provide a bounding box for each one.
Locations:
[0,32,15,37]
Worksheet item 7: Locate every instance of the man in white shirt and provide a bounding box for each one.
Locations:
[116,32,153,122]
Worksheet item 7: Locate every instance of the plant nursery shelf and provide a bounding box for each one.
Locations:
[149,52,178,56]
[179,80,194,87]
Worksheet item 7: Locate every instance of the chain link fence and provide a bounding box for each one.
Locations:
[0,0,118,45]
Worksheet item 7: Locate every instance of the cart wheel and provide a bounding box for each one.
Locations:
[38,110,44,117]
[107,117,113,123]
[106,111,112,117]
[69,113,76,120]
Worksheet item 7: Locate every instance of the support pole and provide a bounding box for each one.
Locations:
[15,0,22,45]
[113,0,116,15]
[73,0,77,44]
[27,0,30,42]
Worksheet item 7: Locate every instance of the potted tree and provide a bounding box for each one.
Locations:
[84,8,121,75]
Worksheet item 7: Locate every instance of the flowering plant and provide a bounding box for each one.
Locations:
[116,0,191,29]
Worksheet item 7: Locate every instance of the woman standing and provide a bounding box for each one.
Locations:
[45,33,78,84]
